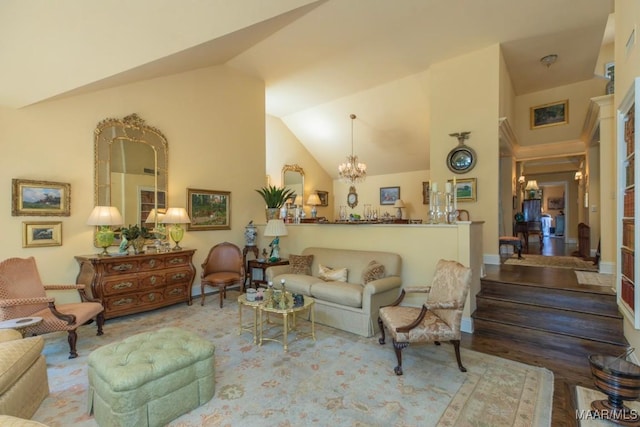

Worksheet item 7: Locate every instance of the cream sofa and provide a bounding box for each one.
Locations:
[0,329,49,419]
[265,247,402,337]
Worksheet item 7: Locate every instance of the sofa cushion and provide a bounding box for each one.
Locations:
[310,281,363,308]
[274,273,316,296]
[318,264,348,282]
[362,260,385,284]
[289,254,314,275]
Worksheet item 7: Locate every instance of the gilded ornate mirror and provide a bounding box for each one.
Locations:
[95,114,168,229]
[282,164,304,204]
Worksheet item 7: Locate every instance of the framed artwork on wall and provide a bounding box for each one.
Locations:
[22,221,62,247]
[316,191,329,206]
[447,178,477,202]
[530,100,569,129]
[12,179,71,216]
[187,188,231,231]
[422,182,430,204]
[380,187,400,205]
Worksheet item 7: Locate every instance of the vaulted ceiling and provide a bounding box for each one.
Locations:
[0,0,613,178]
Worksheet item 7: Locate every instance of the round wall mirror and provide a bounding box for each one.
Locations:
[446,145,477,174]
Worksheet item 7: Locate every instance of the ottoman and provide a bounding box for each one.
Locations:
[88,327,215,427]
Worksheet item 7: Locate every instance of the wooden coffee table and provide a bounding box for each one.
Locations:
[0,316,43,337]
[259,296,315,352]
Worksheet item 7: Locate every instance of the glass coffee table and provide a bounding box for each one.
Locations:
[259,296,315,352]
[238,294,263,344]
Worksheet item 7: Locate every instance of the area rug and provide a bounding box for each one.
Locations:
[505,254,598,271]
[575,271,615,288]
[32,295,553,426]
[574,386,640,426]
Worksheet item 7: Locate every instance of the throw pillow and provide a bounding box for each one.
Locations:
[289,254,314,275]
[318,264,348,282]
[362,260,385,284]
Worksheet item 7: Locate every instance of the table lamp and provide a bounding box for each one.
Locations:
[393,199,405,219]
[264,219,288,261]
[161,207,191,250]
[307,193,321,218]
[87,206,124,256]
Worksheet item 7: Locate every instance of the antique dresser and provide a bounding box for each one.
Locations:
[75,249,196,319]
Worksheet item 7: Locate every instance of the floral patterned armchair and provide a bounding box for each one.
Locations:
[378,259,471,375]
[0,257,104,358]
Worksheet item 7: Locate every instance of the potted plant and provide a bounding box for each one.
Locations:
[120,224,152,254]
[255,185,296,220]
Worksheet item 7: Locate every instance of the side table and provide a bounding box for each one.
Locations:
[247,258,289,288]
[0,317,43,337]
[259,296,315,352]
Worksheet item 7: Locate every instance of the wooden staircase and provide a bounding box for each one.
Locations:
[473,273,628,358]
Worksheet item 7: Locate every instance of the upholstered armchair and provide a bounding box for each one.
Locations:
[0,257,104,359]
[201,242,245,308]
[378,259,471,375]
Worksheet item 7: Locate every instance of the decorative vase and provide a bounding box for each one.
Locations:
[266,208,280,221]
[132,236,146,254]
[244,223,257,246]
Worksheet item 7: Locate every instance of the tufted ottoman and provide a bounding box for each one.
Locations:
[87,327,215,427]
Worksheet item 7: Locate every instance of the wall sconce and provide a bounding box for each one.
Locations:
[575,170,583,181]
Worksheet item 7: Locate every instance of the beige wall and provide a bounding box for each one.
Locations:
[0,65,266,284]
[265,115,334,221]
[332,170,429,221]
[430,45,501,263]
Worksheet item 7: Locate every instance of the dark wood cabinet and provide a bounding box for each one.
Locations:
[75,250,196,319]
[522,199,541,222]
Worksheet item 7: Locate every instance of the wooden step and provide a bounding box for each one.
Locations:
[479,279,619,318]
[473,297,627,346]
[472,317,628,358]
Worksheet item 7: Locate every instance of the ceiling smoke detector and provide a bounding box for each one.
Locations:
[540,54,558,68]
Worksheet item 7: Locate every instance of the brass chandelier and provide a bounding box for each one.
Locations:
[338,114,367,183]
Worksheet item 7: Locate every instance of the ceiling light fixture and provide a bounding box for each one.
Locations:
[338,114,367,184]
[540,54,558,68]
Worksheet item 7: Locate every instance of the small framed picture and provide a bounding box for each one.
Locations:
[422,182,430,204]
[447,178,477,202]
[530,100,569,129]
[12,179,71,216]
[187,188,231,231]
[23,221,62,247]
[316,191,329,207]
[380,187,400,205]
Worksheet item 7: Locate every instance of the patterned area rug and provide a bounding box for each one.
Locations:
[505,254,598,271]
[575,271,615,288]
[32,295,553,426]
[574,386,640,426]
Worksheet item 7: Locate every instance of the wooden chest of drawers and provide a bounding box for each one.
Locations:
[75,249,196,319]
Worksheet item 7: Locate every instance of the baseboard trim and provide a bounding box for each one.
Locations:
[484,254,501,265]
[599,261,615,275]
[461,316,473,333]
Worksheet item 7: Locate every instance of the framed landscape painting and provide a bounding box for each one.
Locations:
[22,221,62,247]
[530,100,568,129]
[12,179,71,216]
[380,187,400,205]
[187,188,230,231]
[447,178,477,202]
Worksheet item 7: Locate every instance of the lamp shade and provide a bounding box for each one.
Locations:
[264,219,288,237]
[294,195,303,206]
[307,193,321,206]
[145,208,166,223]
[87,206,123,226]
[161,207,191,224]
[393,199,405,208]
[525,180,539,191]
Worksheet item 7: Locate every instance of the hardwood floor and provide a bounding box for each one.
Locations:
[461,235,620,426]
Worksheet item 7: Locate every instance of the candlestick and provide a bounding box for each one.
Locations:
[432,182,438,192]
[445,183,452,193]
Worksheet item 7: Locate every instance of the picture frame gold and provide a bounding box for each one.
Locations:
[12,179,71,216]
[447,177,477,202]
[530,100,569,129]
[316,190,329,207]
[187,188,231,231]
[22,221,62,247]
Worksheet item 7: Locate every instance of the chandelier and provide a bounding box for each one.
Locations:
[338,114,367,183]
